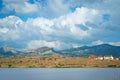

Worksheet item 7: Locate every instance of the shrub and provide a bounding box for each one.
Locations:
[8,64,12,68]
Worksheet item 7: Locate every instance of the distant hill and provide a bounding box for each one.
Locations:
[21,47,59,58]
[0,44,120,58]
[59,44,120,57]
[0,47,59,58]
[0,47,20,57]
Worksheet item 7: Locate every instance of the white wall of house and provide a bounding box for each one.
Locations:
[95,56,103,60]
[104,56,114,60]
[95,55,114,60]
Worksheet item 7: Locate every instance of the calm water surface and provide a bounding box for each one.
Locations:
[0,68,120,80]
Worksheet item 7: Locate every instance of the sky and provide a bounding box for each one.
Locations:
[0,0,120,50]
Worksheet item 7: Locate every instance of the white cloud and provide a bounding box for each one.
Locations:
[27,40,59,49]
[0,7,104,49]
[70,26,90,39]
[2,0,39,14]
[26,18,54,35]
[27,40,72,50]
[0,16,23,41]
[55,7,100,26]
[0,28,9,33]
[91,41,120,46]
[0,16,23,29]
[92,40,104,45]
[68,0,120,31]
[2,6,120,50]
[52,7,101,40]
[0,0,120,49]
[109,42,120,46]
[24,7,104,49]
[47,0,70,17]
[0,29,20,41]
[25,6,97,40]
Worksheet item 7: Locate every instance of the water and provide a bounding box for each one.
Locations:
[0,68,119,80]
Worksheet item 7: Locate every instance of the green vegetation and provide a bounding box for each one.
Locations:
[8,64,12,68]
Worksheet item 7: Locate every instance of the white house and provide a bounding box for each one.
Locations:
[104,55,114,60]
[95,56,103,60]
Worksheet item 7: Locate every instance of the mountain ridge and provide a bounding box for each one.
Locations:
[0,44,120,57]
[59,44,120,57]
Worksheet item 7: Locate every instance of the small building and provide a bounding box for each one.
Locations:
[95,56,103,60]
[116,58,119,60]
[104,55,114,60]
[89,55,97,59]
[89,54,114,60]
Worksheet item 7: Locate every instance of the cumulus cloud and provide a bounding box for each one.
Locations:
[0,16,23,28]
[1,0,39,14]
[0,29,20,41]
[92,40,104,45]
[24,7,101,43]
[27,40,72,50]
[0,28,9,33]
[92,41,120,47]
[35,0,71,18]
[47,0,70,16]
[0,7,103,49]
[0,16,23,41]
[68,0,120,31]
[109,42,120,46]
[0,2,120,50]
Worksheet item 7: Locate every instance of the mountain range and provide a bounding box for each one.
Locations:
[59,44,120,57]
[0,44,120,58]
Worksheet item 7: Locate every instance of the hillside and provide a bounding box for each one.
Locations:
[0,57,120,68]
[0,44,120,58]
[59,44,120,57]
[0,47,59,58]
[0,47,20,57]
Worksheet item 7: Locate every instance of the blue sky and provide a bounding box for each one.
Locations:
[0,0,120,50]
